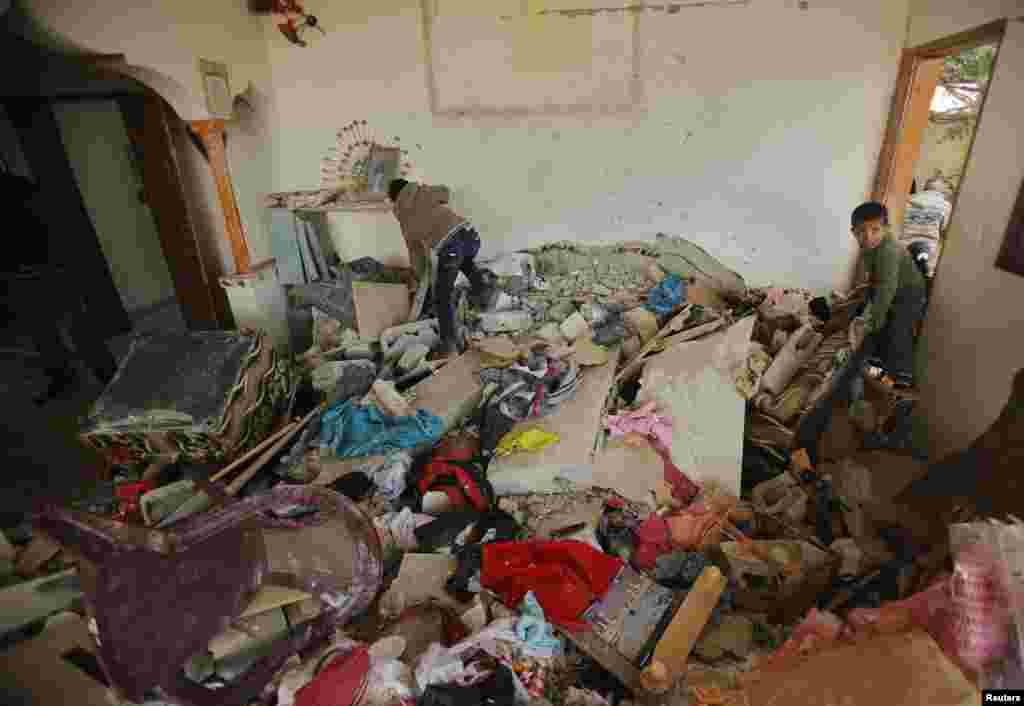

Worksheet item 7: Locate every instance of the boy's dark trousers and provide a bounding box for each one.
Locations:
[866,287,927,383]
[432,225,486,353]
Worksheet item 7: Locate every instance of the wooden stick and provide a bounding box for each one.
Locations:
[209,420,300,483]
[225,406,322,496]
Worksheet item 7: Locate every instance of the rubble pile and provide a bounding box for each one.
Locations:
[3,236,1022,706]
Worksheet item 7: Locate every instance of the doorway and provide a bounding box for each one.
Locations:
[873,21,1005,286]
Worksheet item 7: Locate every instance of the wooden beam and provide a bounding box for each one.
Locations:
[188,119,252,274]
[872,52,918,202]
[884,57,945,227]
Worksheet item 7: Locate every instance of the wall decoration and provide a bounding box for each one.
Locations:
[319,121,413,191]
[272,0,325,47]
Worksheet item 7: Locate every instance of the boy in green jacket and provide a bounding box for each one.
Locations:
[850,202,927,390]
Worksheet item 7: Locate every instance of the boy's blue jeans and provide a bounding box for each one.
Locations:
[866,287,926,382]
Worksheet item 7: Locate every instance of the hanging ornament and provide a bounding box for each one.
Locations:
[273,0,325,47]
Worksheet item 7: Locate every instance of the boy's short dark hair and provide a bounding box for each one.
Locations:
[388,178,409,202]
[851,201,889,227]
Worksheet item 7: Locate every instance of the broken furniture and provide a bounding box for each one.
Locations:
[79,331,294,480]
[33,485,381,706]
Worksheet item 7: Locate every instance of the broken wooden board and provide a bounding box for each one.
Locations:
[15,532,62,577]
[352,282,410,339]
[744,630,979,706]
[639,317,754,496]
[411,351,484,433]
[238,584,313,619]
[0,611,113,706]
[489,349,621,495]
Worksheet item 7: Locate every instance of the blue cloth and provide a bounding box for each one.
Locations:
[515,591,563,658]
[644,274,687,316]
[318,399,445,458]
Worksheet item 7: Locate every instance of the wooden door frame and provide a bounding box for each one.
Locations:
[117,92,233,329]
[872,19,1007,207]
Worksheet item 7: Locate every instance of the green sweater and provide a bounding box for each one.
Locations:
[861,235,926,333]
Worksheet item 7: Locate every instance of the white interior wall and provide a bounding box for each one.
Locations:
[263,0,909,292]
[54,100,176,313]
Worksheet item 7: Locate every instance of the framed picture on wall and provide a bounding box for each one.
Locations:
[366,145,401,194]
[995,179,1024,277]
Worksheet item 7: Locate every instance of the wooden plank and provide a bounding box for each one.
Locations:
[639,317,754,496]
[190,119,251,274]
[352,282,411,338]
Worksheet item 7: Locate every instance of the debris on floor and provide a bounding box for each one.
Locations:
[5,237,1023,706]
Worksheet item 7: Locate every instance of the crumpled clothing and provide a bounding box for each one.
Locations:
[645,274,687,316]
[374,507,435,551]
[632,515,673,572]
[480,352,580,422]
[319,399,444,458]
[666,502,728,550]
[365,452,412,502]
[482,541,623,631]
[496,428,560,457]
[604,401,673,449]
[515,592,564,658]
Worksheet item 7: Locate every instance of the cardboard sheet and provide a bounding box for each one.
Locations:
[489,350,620,493]
[745,630,979,706]
[639,317,754,496]
[411,351,484,433]
[0,612,113,706]
[352,282,411,338]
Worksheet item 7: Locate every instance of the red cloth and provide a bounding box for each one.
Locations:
[632,515,672,571]
[296,647,370,706]
[481,540,623,631]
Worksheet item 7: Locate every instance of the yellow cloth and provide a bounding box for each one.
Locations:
[495,427,560,457]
